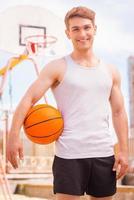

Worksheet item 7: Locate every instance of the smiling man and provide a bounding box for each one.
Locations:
[7,6,128,200]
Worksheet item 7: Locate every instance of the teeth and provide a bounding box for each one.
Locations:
[78,39,88,41]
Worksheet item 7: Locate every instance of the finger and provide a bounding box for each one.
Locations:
[5,152,10,173]
[10,152,18,169]
[11,157,18,169]
[6,151,11,167]
[112,159,118,171]
[6,151,12,166]
[6,155,8,163]
[116,164,128,179]
[117,171,124,179]
[19,147,24,160]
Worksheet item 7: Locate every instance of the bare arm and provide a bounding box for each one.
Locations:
[109,66,129,179]
[7,60,60,168]
[10,63,57,133]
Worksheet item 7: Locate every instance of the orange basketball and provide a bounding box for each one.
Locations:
[23,104,64,144]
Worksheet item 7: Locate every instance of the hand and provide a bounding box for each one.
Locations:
[6,133,24,169]
[113,152,128,179]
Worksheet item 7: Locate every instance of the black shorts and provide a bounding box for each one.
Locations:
[52,155,116,197]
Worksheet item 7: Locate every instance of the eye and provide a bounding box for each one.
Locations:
[84,26,91,30]
[72,28,79,32]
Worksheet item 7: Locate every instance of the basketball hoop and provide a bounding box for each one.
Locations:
[25,35,57,56]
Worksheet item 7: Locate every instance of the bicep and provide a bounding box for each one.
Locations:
[110,85,124,115]
[109,68,125,114]
[26,78,51,104]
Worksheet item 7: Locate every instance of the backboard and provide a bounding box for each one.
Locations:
[0,5,67,56]
[19,24,46,47]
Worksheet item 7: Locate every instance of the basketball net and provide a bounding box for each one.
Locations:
[25,34,57,56]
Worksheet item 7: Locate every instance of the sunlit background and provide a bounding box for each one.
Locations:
[0,1,134,199]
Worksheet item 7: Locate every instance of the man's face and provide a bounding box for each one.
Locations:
[66,17,96,51]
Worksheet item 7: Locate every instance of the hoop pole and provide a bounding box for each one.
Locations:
[0,155,13,200]
[27,57,48,104]
[0,59,11,96]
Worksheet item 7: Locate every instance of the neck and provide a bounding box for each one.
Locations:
[70,48,100,68]
[71,49,96,62]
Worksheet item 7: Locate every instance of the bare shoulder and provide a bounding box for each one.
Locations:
[42,57,66,73]
[39,57,66,87]
[40,57,66,76]
[106,63,121,85]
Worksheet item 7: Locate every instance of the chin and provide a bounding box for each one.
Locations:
[77,46,92,51]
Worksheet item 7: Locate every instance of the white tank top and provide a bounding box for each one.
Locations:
[52,55,114,159]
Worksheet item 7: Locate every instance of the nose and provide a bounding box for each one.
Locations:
[79,29,86,38]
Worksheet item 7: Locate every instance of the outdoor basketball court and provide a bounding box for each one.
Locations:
[0,1,134,200]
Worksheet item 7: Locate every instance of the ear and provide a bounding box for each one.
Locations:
[94,25,97,35]
[65,29,71,39]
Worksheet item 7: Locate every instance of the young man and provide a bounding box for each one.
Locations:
[7,6,128,200]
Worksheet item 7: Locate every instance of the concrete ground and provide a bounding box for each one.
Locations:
[0,194,48,200]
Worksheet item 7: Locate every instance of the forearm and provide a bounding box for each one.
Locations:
[112,110,129,154]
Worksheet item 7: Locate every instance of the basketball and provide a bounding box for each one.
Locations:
[23,104,64,144]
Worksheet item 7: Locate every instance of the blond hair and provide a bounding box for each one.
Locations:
[65,6,96,29]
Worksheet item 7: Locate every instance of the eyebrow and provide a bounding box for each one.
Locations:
[71,24,92,29]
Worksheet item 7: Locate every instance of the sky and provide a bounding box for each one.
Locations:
[0,0,134,124]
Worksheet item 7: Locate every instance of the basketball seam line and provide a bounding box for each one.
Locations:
[25,117,62,129]
[27,127,64,138]
[24,105,55,122]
